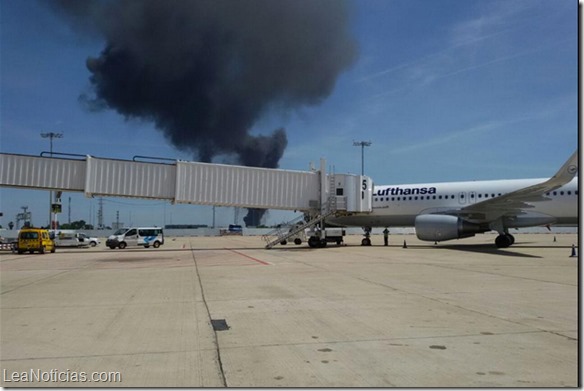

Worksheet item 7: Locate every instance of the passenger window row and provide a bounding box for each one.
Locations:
[545,190,578,196]
[373,189,578,203]
[374,194,487,202]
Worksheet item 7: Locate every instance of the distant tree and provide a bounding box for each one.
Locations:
[60,220,93,230]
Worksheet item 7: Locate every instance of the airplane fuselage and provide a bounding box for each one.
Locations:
[328,177,578,229]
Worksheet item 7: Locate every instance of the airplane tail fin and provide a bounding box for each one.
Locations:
[550,150,578,185]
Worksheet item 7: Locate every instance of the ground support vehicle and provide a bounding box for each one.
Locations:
[306,227,345,248]
[17,228,56,254]
[106,227,164,249]
[52,230,99,247]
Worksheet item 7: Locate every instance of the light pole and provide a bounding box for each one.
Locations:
[41,132,63,228]
[353,140,371,176]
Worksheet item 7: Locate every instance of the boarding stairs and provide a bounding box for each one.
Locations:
[262,207,337,249]
[263,173,340,249]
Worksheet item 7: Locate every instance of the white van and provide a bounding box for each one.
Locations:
[106,227,164,249]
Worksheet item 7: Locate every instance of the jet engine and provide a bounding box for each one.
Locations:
[415,214,485,242]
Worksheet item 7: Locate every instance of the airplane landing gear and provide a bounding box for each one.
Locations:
[495,233,515,248]
[361,226,372,246]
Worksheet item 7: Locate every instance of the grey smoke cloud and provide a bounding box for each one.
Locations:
[52,0,358,225]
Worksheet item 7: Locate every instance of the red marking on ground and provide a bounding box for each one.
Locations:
[226,249,271,265]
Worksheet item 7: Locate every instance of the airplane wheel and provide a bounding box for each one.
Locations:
[495,234,512,248]
[506,234,515,245]
[294,238,302,245]
[361,238,371,246]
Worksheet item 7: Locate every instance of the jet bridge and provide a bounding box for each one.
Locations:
[0,152,372,223]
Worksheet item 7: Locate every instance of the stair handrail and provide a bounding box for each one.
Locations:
[261,214,306,243]
[264,207,338,249]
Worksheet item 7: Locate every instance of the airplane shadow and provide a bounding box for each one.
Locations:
[269,243,543,258]
[419,243,542,258]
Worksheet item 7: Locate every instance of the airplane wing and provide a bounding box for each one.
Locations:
[449,151,578,222]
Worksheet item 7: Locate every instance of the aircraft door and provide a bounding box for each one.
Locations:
[458,192,466,205]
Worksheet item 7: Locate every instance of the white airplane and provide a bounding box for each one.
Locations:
[327,151,578,248]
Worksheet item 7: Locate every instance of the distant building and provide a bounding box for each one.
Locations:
[164,224,208,229]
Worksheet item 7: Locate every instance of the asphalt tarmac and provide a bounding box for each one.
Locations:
[0,233,578,387]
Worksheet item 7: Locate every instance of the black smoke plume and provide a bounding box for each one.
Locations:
[52,0,358,226]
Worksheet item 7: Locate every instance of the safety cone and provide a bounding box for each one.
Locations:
[403,240,407,249]
[570,244,577,258]
[553,236,557,242]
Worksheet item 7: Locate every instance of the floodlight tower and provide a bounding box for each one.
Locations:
[41,132,63,154]
[41,132,63,228]
[353,140,372,176]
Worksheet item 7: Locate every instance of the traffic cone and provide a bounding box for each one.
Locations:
[553,236,557,242]
[403,240,407,249]
[570,244,577,258]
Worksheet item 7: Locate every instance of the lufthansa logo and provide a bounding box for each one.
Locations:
[567,165,577,175]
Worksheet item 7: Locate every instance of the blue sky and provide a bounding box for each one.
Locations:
[0,0,578,229]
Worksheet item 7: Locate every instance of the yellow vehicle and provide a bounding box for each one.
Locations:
[17,228,56,254]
